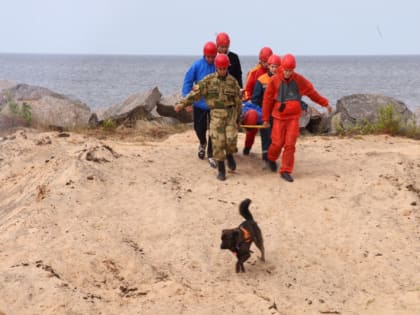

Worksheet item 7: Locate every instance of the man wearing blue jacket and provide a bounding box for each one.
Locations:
[182,41,217,167]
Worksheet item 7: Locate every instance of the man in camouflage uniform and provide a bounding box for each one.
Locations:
[175,54,242,181]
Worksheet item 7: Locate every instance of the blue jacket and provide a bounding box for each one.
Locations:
[182,57,215,110]
[242,101,262,124]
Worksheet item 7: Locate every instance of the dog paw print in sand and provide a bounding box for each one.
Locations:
[78,144,121,163]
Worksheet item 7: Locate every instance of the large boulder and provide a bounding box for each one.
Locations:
[0,84,91,129]
[100,87,162,126]
[415,108,420,127]
[330,94,413,133]
[157,92,193,123]
[297,103,333,134]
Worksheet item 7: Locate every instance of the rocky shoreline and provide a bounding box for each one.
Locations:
[1,80,419,134]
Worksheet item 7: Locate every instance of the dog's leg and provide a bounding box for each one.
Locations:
[236,260,246,273]
[257,243,265,262]
[236,261,241,273]
[254,226,265,262]
[237,251,251,273]
[260,248,265,262]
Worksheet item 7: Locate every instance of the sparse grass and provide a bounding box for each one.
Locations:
[335,104,420,139]
[101,119,117,131]
[2,95,33,127]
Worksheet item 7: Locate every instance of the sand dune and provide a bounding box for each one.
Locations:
[0,128,419,315]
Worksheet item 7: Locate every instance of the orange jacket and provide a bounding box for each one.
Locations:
[262,72,328,121]
[243,64,267,101]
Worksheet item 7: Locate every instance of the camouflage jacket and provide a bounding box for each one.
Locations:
[178,73,242,118]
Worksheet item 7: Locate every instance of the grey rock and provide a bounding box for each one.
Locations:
[332,94,413,133]
[300,104,331,134]
[88,113,99,128]
[0,83,91,129]
[157,92,193,123]
[415,108,420,127]
[101,87,162,120]
[299,110,311,128]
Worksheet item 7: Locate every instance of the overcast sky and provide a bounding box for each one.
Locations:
[1,0,419,56]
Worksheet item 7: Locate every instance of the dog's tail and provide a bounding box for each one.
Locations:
[239,198,254,221]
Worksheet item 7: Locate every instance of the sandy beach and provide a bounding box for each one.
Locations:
[0,127,419,315]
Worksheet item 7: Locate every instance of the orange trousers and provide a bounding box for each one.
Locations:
[267,118,299,174]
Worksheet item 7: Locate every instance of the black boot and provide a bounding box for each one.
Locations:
[217,161,226,181]
[226,154,236,171]
[281,172,294,182]
[262,152,268,161]
[268,160,278,172]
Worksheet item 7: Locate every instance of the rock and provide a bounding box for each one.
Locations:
[100,87,162,120]
[88,113,99,128]
[151,116,182,126]
[157,93,193,123]
[299,110,311,129]
[300,104,331,134]
[100,87,162,126]
[0,83,91,129]
[331,94,413,133]
[414,108,420,127]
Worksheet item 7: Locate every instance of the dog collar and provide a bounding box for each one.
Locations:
[240,227,252,243]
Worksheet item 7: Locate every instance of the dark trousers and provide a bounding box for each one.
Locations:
[260,126,271,159]
[193,106,213,158]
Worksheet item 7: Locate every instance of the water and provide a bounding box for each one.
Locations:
[1,53,419,111]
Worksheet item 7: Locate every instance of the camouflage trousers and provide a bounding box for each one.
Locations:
[209,108,238,161]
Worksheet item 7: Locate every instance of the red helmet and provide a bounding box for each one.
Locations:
[203,41,217,57]
[215,54,230,68]
[267,54,281,66]
[216,32,230,47]
[259,47,273,62]
[282,54,296,70]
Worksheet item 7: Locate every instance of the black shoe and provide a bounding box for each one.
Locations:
[268,160,277,172]
[198,144,206,159]
[217,161,226,181]
[262,153,268,161]
[243,147,250,155]
[281,172,294,182]
[226,154,236,171]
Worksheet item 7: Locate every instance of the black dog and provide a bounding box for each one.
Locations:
[220,198,265,273]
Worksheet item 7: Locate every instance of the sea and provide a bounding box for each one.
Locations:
[0,53,419,112]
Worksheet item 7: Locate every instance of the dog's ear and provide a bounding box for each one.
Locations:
[221,229,229,239]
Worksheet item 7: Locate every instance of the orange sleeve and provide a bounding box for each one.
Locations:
[244,73,257,101]
[243,64,261,101]
[296,74,329,106]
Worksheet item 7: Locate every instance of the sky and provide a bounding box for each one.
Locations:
[1,0,419,56]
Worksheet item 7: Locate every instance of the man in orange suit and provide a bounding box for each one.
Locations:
[262,54,332,182]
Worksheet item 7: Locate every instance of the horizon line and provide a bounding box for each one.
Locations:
[1,52,420,58]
